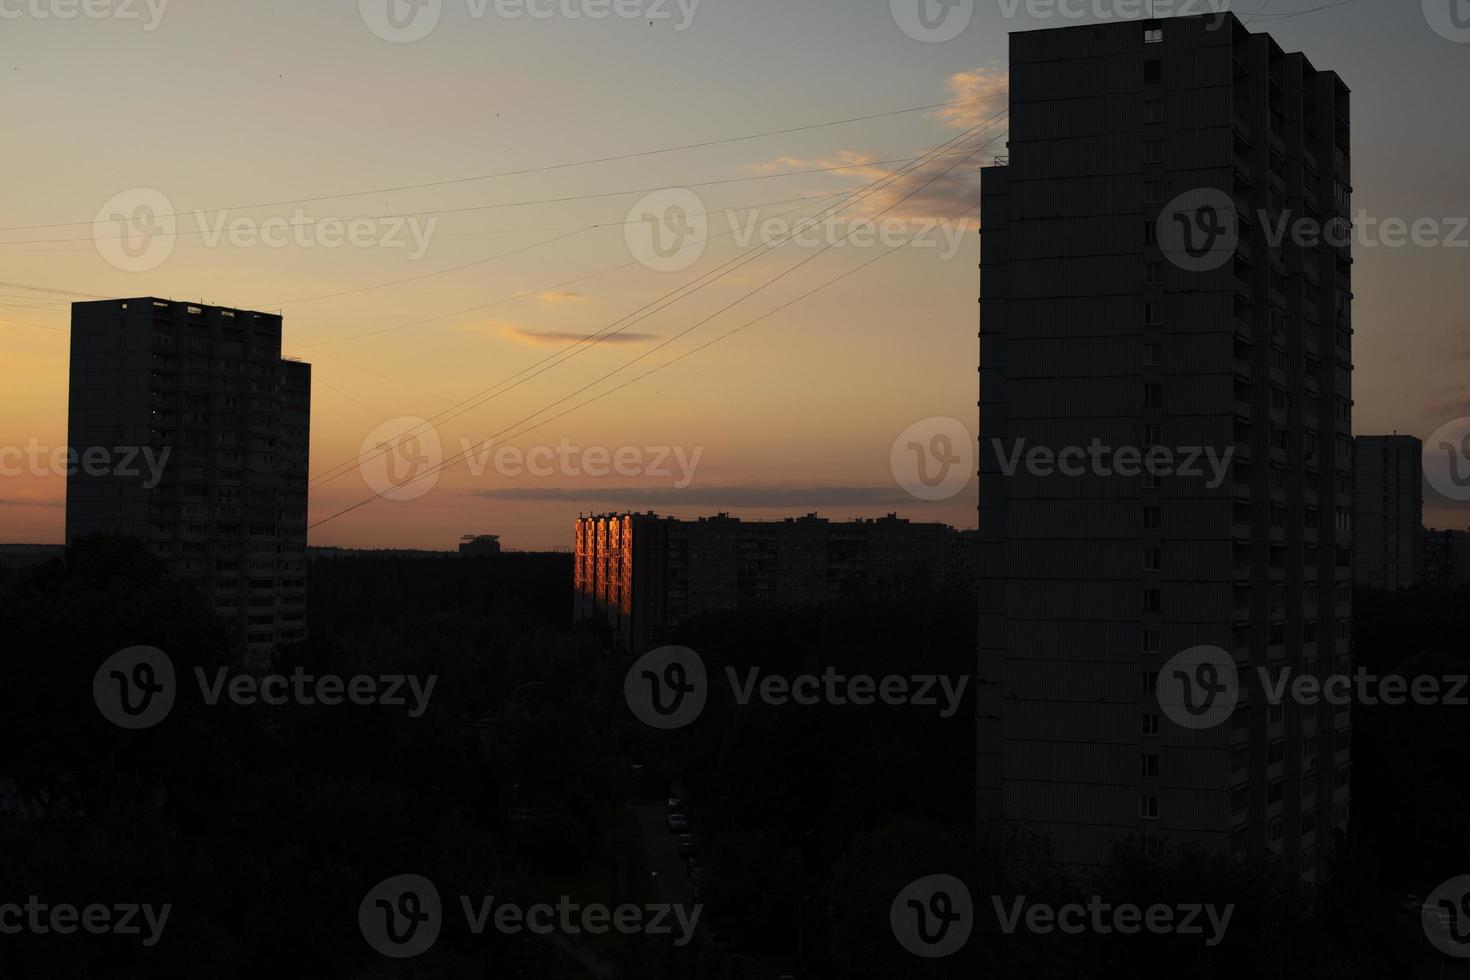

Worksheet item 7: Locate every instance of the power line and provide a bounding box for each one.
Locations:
[286,168,985,350]
[0,96,990,234]
[302,116,1003,493]
[303,194,840,489]
[307,120,1001,528]
[6,148,991,248]
[490,202,980,457]
[256,190,848,308]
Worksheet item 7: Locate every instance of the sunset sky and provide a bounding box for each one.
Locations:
[2,0,1468,550]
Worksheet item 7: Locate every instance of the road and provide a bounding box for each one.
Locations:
[631,803,698,908]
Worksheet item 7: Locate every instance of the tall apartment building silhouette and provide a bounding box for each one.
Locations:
[1352,435,1423,589]
[978,13,1353,876]
[67,298,311,669]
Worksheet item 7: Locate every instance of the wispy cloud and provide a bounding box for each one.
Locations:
[539,290,587,304]
[500,325,660,348]
[933,65,1009,129]
[734,69,1007,230]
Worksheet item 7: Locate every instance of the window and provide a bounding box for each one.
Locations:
[1145,99,1164,122]
[1143,424,1162,447]
[1141,671,1159,695]
[1144,588,1162,612]
[1144,180,1163,204]
[1144,302,1163,325]
[1144,547,1163,571]
[1142,713,1160,736]
[1141,795,1160,819]
[1144,384,1162,408]
[1144,139,1163,164]
[1144,506,1162,530]
[1144,341,1162,365]
[1144,222,1158,245]
[1144,26,1163,44]
[1144,60,1162,83]
[1143,629,1160,653]
[1141,754,1161,777]
[1145,261,1162,285]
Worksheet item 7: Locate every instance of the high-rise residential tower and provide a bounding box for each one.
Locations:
[1352,435,1423,589]
[67,298,311,669]
[978,13,1352,877]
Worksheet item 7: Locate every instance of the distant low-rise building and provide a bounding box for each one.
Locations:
[459,534,503,556]
[1421,528,1470,586]
[1352,435,1423,589]
[573,512,978,652]
[0,544,65,571]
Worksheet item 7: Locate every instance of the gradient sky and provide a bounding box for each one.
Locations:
[2,0,1467,550]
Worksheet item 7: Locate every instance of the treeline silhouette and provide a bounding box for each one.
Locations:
[0,540,1464,977]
